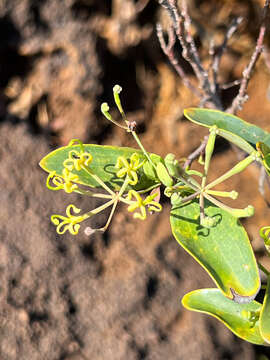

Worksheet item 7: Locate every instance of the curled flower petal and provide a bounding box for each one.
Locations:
[46,172,64,191]
[62,168,79,193]
[51,205,85,235]
[46,168,79,194]
[63,146,93,172]
[115,153,145,185]
[128,171,138,186]
[63,158,75,171]
[70,223,81,235]
[126,190,162,220]
[68,139,85,152]
[66,204,81,217]
[148,202,162,213]
[260,226,270,246]
[133,206,146,220]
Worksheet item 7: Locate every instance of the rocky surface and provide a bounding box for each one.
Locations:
[1,0,270,359]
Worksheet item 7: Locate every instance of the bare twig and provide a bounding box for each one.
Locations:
[183,135,208,169]
[228,0,270,114]
[210,17,243,93]
[158,0,223,109]
[207,38,215,79]
[221,79,241,90]
[158,0,270,206]
[180,0,202,75]
[156,23,202,97]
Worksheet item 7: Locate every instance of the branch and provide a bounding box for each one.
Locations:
[220,79,241,90]
[183,135,208,169]
[209,17,243,94]
[156,22,202,98]
[158,0,223,109]
[227,0,270,114]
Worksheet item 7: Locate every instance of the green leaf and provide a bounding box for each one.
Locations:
[260,276,270,344]
[184,108,270,147]
[39,144,162,191]
[170,199,260,301]
[257,142,270,175]
[182,288,266,345]
[156,162,174,186]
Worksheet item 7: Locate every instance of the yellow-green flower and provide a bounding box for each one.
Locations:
[260,226,270,247]
[46,168,79,193]
[63,149,92,171]
[51,204,87,235]
[127,190,162,220]
[115,153,145,185]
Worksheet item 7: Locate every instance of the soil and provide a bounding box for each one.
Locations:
[1,0,270,359]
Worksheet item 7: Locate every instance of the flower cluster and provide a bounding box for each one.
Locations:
[45,140,162,235]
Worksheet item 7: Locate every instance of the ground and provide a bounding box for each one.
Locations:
[1,0,270,359]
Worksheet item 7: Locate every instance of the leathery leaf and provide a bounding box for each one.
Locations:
[184,108,270,147]
[170,199,260,302]
[256,141,270,176]
[39,144,162,191]
[259,276,270,344]
[182,289,266,345]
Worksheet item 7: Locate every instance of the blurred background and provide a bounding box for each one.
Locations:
[1,0,270,358]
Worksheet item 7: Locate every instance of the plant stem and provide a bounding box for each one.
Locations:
[179,190,200,205]
[84,198,115,219]
[203,192,253,218]
[131,131,155,167]
[82,165,115,196]
[205,154,255,191]
[258,262,270,276]
[75,189,113,199]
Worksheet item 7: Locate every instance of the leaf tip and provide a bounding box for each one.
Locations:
[183,108,195,118]
[39,157,47,171]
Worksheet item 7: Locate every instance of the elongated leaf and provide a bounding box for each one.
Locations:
[170,199,260,302]
[260,276,270,344]
[184,108,270,147]
[40,144,162,191]
[257,142,270,175]
[182,288,266,345]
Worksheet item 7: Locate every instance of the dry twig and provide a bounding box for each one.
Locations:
[228,0,270,114]
[156,23,202,97]
[158,0,223,109]
[209,17,243,95]
[157,0,270,170]
[183,135,208,169]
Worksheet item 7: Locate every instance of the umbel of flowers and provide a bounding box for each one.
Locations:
[42,85,259,236]
[45,138,162,235]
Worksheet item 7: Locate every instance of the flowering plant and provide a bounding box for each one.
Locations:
[40,85,270,346]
